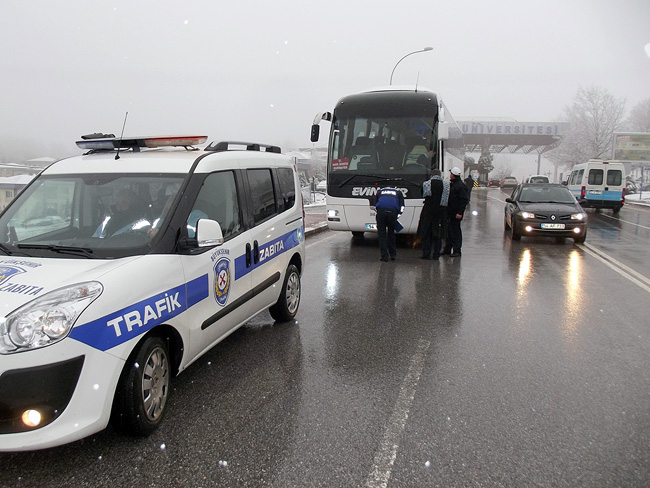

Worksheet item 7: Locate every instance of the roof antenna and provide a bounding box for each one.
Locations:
[115,111,128,160]
[415,71,420,92]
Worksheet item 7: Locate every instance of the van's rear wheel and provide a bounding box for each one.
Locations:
[112,336,170,436]
[613,206,621,214]
[269,264,301,322]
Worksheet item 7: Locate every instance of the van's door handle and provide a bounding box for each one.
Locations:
[246,243,252,268]
[253,240,259,264]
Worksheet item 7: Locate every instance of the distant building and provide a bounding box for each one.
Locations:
[0,174,36,210]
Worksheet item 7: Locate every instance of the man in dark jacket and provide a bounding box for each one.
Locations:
[417,169,448,260]
[373,186,405,261]
[442,167,469,257]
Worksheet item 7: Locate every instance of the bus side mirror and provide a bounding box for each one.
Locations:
[438,122,449,140]
[310,124,320,143]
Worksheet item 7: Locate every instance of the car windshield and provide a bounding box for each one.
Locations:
[518,186,576,203]
[0,174,185,258]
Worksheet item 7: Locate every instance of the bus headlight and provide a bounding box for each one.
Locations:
[0,282,103,354]
[327,209,339,218]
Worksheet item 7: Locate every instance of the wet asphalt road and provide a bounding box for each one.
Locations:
[1,189,649,487]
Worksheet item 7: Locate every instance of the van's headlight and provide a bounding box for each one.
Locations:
[0,282,103,354]
[571,213,585,220]
[520,211,536,219]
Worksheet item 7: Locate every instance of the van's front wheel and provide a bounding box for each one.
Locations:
[112,336,170,436]
[269,264,301,322]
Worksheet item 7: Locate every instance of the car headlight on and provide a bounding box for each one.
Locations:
[327,209,339,218]
[0,281,103,354]
[571,213,585,220]
[520,211,536,219]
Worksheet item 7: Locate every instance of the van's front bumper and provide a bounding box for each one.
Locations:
[0,340,125,452]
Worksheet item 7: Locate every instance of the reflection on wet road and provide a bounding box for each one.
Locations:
[0,189,648,487]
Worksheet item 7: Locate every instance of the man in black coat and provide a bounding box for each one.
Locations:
[442,167,469,257]
[417,169,448,260]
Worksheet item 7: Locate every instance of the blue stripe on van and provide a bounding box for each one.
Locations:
[234,227,303,280]
[70,274,209,351]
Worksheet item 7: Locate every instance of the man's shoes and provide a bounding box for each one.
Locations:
[441,249,451,255]
[380,257,389,262]
[449,251,462,257]
[390,256,396,261]
[420,255,431,260]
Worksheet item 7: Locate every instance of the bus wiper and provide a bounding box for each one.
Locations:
[338,174,417,188]
[17,244,95,258]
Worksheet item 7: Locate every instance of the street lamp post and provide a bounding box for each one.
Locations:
[389,47,433,85]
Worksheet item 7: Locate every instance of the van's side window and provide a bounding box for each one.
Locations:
[188,171,241,239]
[577,169,584,184]
[607,170,622,186]
[247,169,277,225]
[277,168,296,213]
[588,169,604,185]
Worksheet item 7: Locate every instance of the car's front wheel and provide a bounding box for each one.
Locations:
[574,229,587,244]
[112,336,170,436]
[269,264,301,322]
[510,217,521,240]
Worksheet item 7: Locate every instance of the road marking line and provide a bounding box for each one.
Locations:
[365,338,431,488]
[577,243,650,294]
[305,232,338,250]
[600,212,650,230]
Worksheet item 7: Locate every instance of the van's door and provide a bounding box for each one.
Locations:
[180,170,253,359]
[243,167,295,314]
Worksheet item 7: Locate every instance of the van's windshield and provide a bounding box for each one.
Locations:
[0,174,185,258]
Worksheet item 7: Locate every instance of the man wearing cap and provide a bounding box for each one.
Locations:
[442,167,469,257]
[373,186,405,261]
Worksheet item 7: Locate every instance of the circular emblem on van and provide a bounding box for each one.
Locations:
[0,266,25,285]
[214,257,231,307]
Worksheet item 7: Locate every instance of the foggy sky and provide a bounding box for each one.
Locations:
[1,0,649,162]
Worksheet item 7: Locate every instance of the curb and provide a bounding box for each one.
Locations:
[305,222,329,237]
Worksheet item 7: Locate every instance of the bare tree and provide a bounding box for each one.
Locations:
[626,97,650,132]
[548,86,626,169]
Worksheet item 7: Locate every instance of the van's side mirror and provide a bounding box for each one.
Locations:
[561,180,568,186]
[196,219,224,247]
[310,124,320,143]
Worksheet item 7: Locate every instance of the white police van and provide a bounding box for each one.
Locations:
[0,134,305,451]
[566,159,625,213]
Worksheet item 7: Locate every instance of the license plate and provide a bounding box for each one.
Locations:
[541,223,565,229]
[366,223,377,230]
[588,190,602,195]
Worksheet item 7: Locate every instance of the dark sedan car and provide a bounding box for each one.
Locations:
[504,184,587,243]
[488,178,501,188]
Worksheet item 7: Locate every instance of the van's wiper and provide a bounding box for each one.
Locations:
[0,242,13,255]
[17,244,95,258]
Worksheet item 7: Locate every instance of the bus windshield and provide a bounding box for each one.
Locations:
[329,114,436,177]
